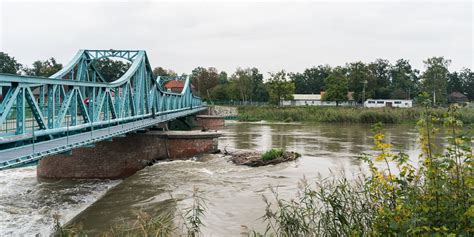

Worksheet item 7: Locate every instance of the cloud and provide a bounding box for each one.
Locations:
[0,1,472,76]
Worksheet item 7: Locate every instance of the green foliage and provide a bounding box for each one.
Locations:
[191,67,220,100]
[152,66,177,77]
[0,52,22,74]
[345,61,374,102]
[183,187,207,237]
[390,59,420,99]
[267,70,295,105]
[237,106,474,124]
[261,149,284,161]
[421,57,451,105]
[323,71,348,105]
[24,57,63,77]
[94,58,131,82]
[290,65,331,94]
[255,106,473,236]
[448,68,474,100]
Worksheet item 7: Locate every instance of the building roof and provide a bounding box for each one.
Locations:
[449,91,469,102]
[164,80,184,89]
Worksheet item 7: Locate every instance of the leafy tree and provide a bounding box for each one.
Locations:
[390,59,420,99]
[0,52,22,74]
[345,62,374,102]
[191,67,219,100]
[152,67,177,77]
[229,67,267,102]
[218,71,228,85]
[93,58,130,82]
[323,71,348,106]
[458,68,474,100]
[24,57,63,77]
[290,65,332,94]
[421,57,451,105]
[368,59,391,99]
[267,70,295,105]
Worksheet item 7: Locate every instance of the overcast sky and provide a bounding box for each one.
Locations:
[0,0,472,76]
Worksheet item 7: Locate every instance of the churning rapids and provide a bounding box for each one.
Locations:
[0,122,425,236]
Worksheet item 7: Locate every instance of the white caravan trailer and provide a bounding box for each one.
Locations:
[364,99,413,108]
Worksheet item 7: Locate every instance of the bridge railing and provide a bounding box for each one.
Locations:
[0,50,203,148]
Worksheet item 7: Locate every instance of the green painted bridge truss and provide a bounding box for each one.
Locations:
[0,50,204,169]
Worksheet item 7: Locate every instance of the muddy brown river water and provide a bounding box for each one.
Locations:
[1,122,427,236]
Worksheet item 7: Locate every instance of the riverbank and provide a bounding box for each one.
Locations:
[237,106,474,124]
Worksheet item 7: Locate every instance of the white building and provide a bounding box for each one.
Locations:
[282,94,321,106]
[364,99,413,108]
[281,94,355,106]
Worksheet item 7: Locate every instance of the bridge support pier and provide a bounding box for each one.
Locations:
[194,115,225,130]
[36,130,221,179]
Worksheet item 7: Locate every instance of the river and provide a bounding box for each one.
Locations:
[0,122,426,236]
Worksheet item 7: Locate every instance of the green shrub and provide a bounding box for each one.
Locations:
[261,149,284,161]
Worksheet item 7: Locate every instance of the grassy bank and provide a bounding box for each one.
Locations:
[238,106,474,124]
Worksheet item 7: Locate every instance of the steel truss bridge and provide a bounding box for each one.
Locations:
[0,50,205,170]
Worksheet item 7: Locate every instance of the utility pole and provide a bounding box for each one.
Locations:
[362,80,368,107]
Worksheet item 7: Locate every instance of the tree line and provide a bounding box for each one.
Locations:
[1,52,472,105]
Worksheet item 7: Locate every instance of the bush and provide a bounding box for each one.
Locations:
[261,149,284,161]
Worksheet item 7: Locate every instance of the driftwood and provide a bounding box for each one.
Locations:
[230,151,300,167]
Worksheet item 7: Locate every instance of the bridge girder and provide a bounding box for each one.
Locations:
[0,49,202,147]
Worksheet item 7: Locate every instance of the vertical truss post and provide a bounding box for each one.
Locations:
[70,88,77,126]
[15,87,25,134]
[39,85,45,114]
[47,85,56,129]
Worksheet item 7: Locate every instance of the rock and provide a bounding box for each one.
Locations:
[230,151,300,167]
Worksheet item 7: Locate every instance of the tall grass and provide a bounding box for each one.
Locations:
[238,106,474,124]
[253,105,473,236]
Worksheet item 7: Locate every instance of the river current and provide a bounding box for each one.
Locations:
[0,122,424,236]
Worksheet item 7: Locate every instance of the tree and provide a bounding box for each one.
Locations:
[323,71,348,106]
[421,57,451,105]
[218,71,228,85]
[447,72,462,94]
[345,62,374,102]
[0,52,22,74]
[24,57,63,77]
[458,68,474,100]
[152,67,177,77]
[191,67,219,100]
[267,70,295,105]
[368,59,392,99]
[390,59,420,99]
[229,67,267,102]
[290,65,332,94]
[92,58,130,82]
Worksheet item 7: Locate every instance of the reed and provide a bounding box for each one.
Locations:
[237,106,474,124]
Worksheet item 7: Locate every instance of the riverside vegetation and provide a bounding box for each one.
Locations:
[238,105,474,124]
[52,105,472,236]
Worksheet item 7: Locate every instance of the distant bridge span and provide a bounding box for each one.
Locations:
[0,50,205,170]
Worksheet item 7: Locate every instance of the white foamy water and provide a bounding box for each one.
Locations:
[0,166,119,236]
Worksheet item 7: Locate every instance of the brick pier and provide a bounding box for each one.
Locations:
[37,130,221,179]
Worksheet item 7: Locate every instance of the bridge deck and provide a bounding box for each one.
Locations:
[0,107,206,170]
